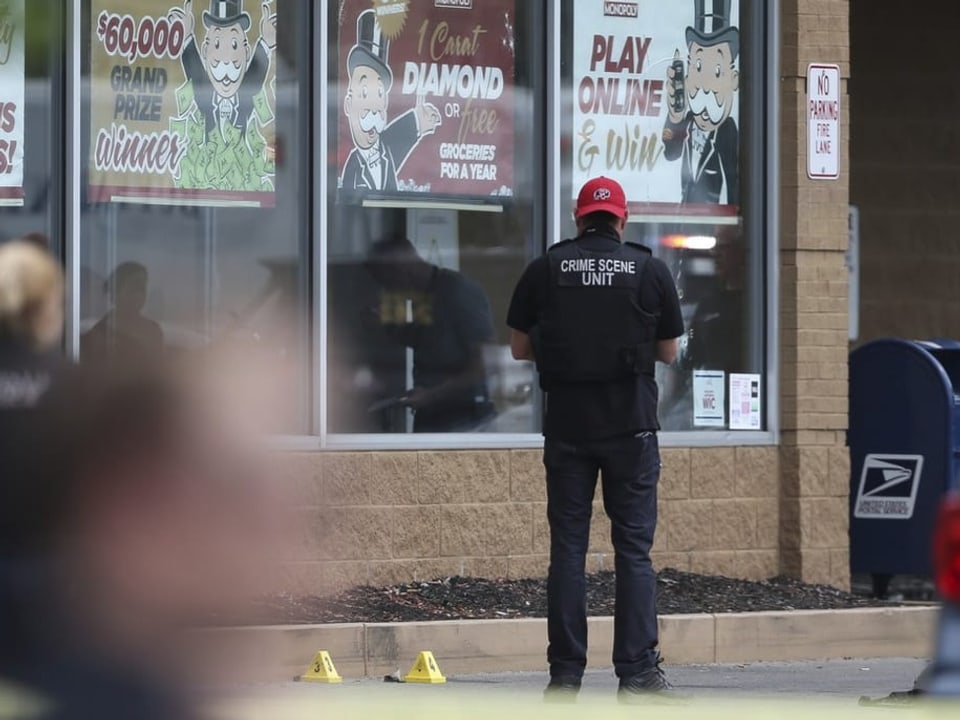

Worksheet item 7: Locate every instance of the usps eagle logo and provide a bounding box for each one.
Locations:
[593,187,611,201]
[853,454,923,520]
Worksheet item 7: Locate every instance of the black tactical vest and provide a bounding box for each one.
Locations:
[536,232,657,389]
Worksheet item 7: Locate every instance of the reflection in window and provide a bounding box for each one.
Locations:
[327,205,540,435]
[79,0,311,433]
[81,261,164,366]
[326,1,543,435]
[364,235,496,433]
[655,222,753,431]
[560,0,765,432]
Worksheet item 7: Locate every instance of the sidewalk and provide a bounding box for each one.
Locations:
[201,606,938,683]
[232,658,930,703]
[427,658,929,697]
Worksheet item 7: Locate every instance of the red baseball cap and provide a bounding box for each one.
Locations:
[575,176,628,219]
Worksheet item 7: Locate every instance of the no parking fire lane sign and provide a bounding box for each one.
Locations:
[807,63,840,179]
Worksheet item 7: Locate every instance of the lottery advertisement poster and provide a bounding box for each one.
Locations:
[88,0,278,207]
[336,0,517,205]
[572,0,741,219]
[0,0,24,207]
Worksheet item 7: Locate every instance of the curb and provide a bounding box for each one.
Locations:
[198,606,938,683]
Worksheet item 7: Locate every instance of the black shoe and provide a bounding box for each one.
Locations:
[618,659,691,705]
[544,676,581,703]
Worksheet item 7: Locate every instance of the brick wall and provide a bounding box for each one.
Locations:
[778,0,851,588]
[277,448,781,594]
[850,0,960,343]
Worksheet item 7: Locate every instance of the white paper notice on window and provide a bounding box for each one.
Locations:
[0,0,24,206]
[729,373,762,431]
[693,370,725,427]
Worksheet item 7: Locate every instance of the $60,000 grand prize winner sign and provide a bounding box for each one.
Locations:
[88,0,278,207]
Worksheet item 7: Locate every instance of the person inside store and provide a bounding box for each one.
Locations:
[0,239,65,474]
[364,235,496,433]
[685,223,746,374]
[20,232,54,250]
[82,261,164,368]
[506,176,687,703]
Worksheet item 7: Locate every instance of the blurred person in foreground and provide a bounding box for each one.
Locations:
[0,239,65,469]
[0,361,286,719]
[365,236,496,433]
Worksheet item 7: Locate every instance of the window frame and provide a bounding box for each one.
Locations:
[310,0,780,451]
[68,0,315,434]
[67,0,82,359]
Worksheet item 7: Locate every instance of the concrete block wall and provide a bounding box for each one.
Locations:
[277,447,780,595]
[778,0,851,588]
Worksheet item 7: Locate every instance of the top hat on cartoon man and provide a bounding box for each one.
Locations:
[348,9,393,90]
[203,0,251,31]
[686,0,739,60]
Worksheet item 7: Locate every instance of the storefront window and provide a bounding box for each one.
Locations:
[65,0,770,444]
[560,0,767,432]
[325,0,544,436]
[78,0,312,433]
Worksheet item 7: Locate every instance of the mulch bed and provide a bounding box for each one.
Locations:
[220,568,904,626]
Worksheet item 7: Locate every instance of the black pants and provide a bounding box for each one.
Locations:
[543,432,660,679]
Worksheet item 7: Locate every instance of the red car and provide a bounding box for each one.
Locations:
[927,492,960,696]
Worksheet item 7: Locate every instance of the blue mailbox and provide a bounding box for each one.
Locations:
[849,339,960,580]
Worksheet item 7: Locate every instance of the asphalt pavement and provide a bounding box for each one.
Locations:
[447,658,930,698]
[243,658,929,700]
[216,659,943,720]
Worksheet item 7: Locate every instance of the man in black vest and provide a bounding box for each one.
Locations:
[507,177,685,703]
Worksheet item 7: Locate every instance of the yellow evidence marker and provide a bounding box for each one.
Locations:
[404,651,447,684]
[298,651,343,684]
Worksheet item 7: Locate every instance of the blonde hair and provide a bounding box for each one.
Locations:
[0,240,64,348]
